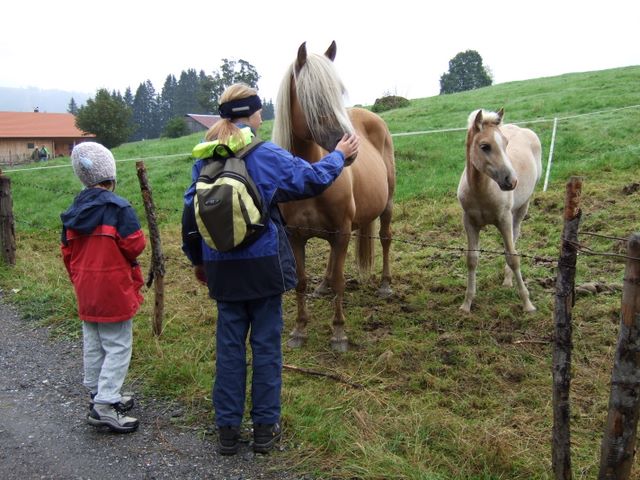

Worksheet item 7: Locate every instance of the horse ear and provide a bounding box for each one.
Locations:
[325,41,337,62]
[496,108,505,124]
[295,42,308,76]
[473,110,484,132]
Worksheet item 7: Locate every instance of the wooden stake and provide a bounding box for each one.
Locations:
[598,233,640,479]
[136,161,165,336]
[0,174,16,266]
[552,176,582,480]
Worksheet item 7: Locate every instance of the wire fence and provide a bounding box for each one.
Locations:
[3,103,639,270]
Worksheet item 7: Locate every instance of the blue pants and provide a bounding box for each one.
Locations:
[214,295,283,426]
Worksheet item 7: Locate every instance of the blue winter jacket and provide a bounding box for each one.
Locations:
[182,139,345,302]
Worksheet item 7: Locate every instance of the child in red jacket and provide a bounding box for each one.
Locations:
[60,142,146,433]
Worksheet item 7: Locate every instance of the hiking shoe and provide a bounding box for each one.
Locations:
[89,392,134,412]
[253,423,281,453]
[87,403,139,433]
[217,425,240,455]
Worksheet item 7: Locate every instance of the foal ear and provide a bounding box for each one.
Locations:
[325,41,337,62]
[496,108,505,124]
[295,42,308,76]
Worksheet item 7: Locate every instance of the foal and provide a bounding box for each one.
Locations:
[457,108,542,313]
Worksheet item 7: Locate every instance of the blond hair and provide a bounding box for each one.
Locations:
[205,83,258,143]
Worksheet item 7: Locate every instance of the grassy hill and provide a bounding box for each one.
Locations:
[2,65,640,479]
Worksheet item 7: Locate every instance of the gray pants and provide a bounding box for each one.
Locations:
[82,320,132,404]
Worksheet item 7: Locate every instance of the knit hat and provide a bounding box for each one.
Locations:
[71,142,116,187]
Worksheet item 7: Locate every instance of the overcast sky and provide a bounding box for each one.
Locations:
[2,0,638,107]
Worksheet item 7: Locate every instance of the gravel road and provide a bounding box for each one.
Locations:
[0,300,307,480]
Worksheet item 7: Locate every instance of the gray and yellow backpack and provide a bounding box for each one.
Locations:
[193,137,267,252]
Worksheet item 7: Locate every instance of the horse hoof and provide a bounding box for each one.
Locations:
[377,286,392,298]
[331,338,349,352]
[287,335,307,349]
[524,303,536,313]
[459,304,471,314]
[312,284,332,297]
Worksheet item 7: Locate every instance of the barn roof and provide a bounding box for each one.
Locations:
[185,114,221,129]
[0,111,95,138]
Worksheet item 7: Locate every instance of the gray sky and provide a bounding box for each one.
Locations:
[2,0,638,106]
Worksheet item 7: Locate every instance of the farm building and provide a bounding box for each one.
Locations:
[184,114,220,134]
[0,111,95,166]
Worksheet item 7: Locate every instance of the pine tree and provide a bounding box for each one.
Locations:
[67,98,79,115]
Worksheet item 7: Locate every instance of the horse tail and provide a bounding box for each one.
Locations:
[355,221,375,275]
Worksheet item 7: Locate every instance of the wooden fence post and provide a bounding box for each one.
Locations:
[0,172,16,266]
[598,233,640,479]
[136,161,165,336]
[552,176,583,480]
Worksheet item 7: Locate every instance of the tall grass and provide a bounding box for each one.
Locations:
[1,66,640,479]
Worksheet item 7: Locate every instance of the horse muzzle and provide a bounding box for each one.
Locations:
[499,177,518,191]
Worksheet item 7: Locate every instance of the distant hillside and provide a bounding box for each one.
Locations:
[0,86,91,113]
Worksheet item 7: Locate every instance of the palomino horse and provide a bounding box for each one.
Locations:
[273,41,396,351]
[457,108,542,313]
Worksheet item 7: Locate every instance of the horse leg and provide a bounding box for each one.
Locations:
[287,237,311,348]
[497,218,535,312]
[460,215,480,313]
[503,203,529,287]
[314,249,334,296]
[377,203,393,297]
[328,232,351,352]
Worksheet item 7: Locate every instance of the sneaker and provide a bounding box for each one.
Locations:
[217,425,240,455]
[253,423,281,454]
[87,403,139,433]
[89,392,134,412]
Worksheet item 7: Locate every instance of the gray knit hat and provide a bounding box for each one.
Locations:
[71,142,116,187]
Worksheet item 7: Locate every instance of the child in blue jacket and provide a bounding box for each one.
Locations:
[182,83,359,454]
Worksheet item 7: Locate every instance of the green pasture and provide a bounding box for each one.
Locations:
[2,65,640,479]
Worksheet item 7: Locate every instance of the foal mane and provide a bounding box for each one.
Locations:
[272,52,353,151]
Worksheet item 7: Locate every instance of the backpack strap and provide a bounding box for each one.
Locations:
[235,136,264,158]
[209,136,264,161]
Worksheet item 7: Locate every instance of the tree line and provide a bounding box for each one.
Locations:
[70,59,274,148]
[70,51,492,148]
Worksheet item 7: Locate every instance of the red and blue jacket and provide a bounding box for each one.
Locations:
[60,188,146,322]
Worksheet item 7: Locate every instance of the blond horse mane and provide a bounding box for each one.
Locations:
[272,52,354,151]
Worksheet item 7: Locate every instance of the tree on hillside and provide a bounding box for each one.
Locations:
[199,59,260,113]
[75,89,133,148]
[131,81,161,141]
[174,69,204,117]
[67,98,79,115]
[261,98,274,120]
[439,50,492,95]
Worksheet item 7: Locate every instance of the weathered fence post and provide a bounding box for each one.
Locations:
[552,176,583,480]
[598,233,640,479]
[136,161,165,336]
[0,172,16,266]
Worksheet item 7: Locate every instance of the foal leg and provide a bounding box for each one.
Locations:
[503,203,529,287]
[287,237,310,348]
[377,202,393,298]
[460,216,480,313]
[497,219,535,312]
[328,231,351,352]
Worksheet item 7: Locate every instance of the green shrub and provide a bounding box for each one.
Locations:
[372,95,410,113]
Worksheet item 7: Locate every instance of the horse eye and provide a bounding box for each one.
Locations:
[480,144,491,152]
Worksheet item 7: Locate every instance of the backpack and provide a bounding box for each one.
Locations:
[194,138,267,252]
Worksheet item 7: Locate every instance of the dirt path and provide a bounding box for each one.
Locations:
[0,300,304,480]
